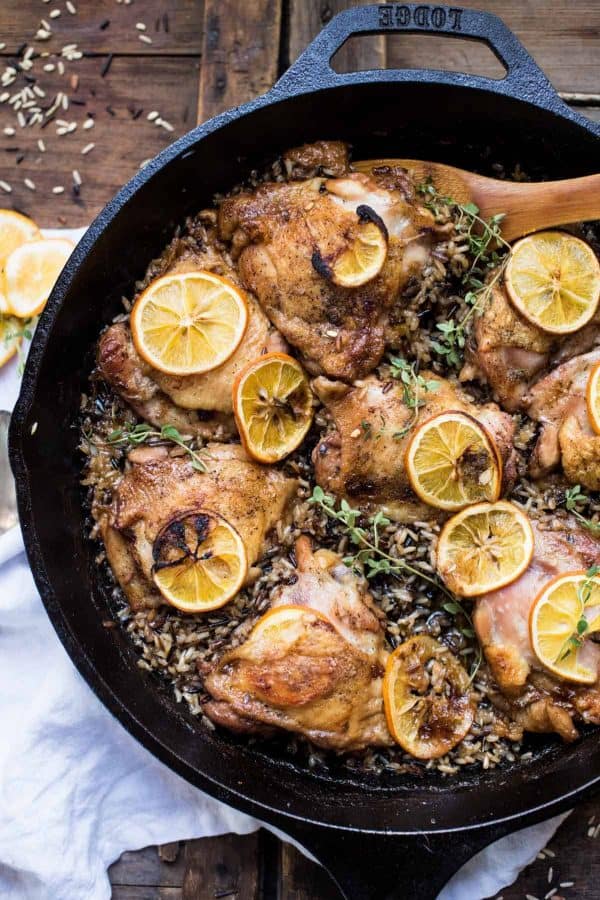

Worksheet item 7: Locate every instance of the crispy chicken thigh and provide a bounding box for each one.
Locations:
[461,279,600,407]
[460,282,554,411]
[218,171,435,381]
[97,237,285,440]
[312,372,517,520]
[101,444,297,610]
[525,347,600,485]
[203,536,392,751]
[474,519,600,740]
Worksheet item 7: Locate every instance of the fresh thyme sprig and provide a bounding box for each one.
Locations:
[418,181,511,368]
[559,564,600,661]
[2,314,36,376]
[564,485,600,536]
[388,355,439,439]
[95,422,208,472]
[309,486,482,680]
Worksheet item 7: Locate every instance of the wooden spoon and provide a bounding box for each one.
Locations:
[353,158,600,243]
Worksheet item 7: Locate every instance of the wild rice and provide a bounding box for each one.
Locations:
[79,151,600,778]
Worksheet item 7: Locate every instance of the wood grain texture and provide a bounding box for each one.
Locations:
[0,0,203,56]
[384,0,600,94]
[287,0,385,71]
[109,845,185,889]
[0,56,199,226]
[197,0,282,123]
[279,843,339,900]
[182,832,261,900]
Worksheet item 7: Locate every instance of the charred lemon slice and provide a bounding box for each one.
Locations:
[436,500,534,597]
[383,635,474,759]
[152,509,247,613]
[405,410,502,511]
[4,237,73,318]
[330,215,387,288]
[233,352,314,463]
[505,231,600,334]
[586,361,600,435]
[131,270,248,376]
[312,206,388,289]
[0,315,22,368]
[530,570,600,685]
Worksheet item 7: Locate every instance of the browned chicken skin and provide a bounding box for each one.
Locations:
[204,537,392,751]
[460,282,554,411]
[101,444,297,611]
[473,518,600,741]
[97,232,286,440]
[312,372,517,520]
[218,171,435,381]
[525,347,600,486]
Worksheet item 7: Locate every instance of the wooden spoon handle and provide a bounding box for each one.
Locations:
[472,174,600,242]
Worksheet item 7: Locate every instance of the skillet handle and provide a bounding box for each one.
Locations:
[278,820,512,900]
[273,3,568,115]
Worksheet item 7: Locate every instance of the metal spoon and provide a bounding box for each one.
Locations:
[0,410,17,535]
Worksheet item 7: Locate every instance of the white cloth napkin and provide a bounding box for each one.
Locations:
[0,229,569,900]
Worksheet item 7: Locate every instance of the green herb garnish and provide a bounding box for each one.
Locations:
[309,486,482,680]
[417,181,511,368]
[564,485,600,535]
[103,422,208,471]
[388,355,439,439]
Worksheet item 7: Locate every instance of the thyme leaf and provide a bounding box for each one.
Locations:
[95,422,208,472]
[388,355,439,439]
[309,486,482,681]
[564,485,600,535]
[417,181,511,369]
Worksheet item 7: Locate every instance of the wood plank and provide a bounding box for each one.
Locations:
[181,832,261,900]
[111,888,182,900]
[197,0,282,124]
[0,0,203,55]
[287,0,385,72]
[496,798,600,899]
[0,55,199,226]
[279,842,339,900]
[384,0,600,94]
[109,845,185,889]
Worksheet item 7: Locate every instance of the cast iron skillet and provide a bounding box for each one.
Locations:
[9,5,600,898]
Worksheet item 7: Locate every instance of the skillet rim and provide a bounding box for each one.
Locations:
[9,76,600,838]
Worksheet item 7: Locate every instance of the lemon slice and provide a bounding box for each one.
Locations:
[131,270,248,376]
[0,209,41,268]
[436,500,534,597]
[530,570,600,685]
[505,231,600,334]
[325,214,387,288]
[232,352,314,463]
[405,410,502,511]
[4,237,73,318]
[152,509,247,613]
[0,315,22,368]
[586,361,600,435]
[383,635,473,759]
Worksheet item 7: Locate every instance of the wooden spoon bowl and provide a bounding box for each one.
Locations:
[354,158,600,243]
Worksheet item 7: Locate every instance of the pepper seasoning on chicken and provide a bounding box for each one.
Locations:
[218,167,436,382]
[312,371,517,520]
[99,443,298,611]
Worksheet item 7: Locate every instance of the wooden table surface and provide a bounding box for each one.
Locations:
[2,1,599,898]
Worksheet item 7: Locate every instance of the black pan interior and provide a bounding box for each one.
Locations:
[12,80,600,835]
